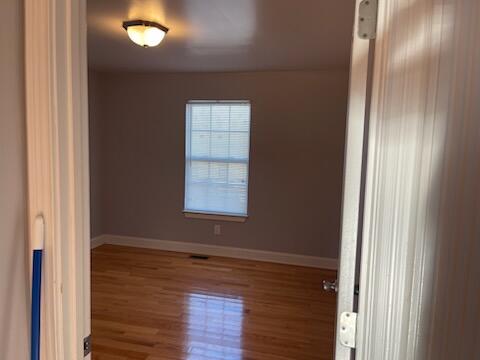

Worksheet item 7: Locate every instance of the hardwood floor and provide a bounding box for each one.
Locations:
[91,244,337,360]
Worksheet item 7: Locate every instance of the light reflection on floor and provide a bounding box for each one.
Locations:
[186,292,244,360]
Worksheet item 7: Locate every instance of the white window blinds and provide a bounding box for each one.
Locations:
[184,101,251,216]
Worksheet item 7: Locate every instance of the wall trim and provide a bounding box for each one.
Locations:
[92,234,338,270]
[183,211,247,223]
[90,235,107,249]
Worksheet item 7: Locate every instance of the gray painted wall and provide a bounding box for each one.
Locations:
[0,0,29,358]
[88,72,104,238]
[89,70,348,258]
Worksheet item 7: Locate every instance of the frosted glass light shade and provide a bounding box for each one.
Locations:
[123,20,168,48]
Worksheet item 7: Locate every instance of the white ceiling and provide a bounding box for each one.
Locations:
[87,0,355,72]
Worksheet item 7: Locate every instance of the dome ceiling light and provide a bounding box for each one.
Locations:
[122,20,169,48]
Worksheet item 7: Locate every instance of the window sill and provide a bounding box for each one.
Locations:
[183,211,248,223]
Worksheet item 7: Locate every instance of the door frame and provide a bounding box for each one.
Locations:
[24,0,377,358]
[334,0,374,358]
[24,0,90,358]
[23,0,375,358]
[25,0,478,358]
[22,0,414,359]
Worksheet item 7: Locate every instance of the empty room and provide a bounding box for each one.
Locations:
[3,0,480,359]
[87,1,353,359]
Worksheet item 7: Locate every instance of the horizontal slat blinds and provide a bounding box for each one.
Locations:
[185,101,251,216]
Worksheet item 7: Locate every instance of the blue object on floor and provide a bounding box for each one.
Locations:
[31,249,43,360]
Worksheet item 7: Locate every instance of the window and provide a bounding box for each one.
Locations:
[184,100,251,218]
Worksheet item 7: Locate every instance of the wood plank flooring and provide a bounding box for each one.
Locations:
[92,244,337,360]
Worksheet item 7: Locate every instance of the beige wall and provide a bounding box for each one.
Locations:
[89,70,349,258]
[0,0,29,358]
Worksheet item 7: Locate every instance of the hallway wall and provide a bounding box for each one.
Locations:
[0,0,30,358]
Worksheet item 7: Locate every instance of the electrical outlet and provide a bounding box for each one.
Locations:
[214,224,221,235]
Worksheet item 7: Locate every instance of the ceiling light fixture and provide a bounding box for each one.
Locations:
[122,20,169,48]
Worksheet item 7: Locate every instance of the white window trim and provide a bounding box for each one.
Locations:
[183,211,248,223]
[188,100,251,104]
[184,100,251,218]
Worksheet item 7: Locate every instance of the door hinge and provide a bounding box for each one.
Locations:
[339,312,357,348]
[84,335,92,357]
[358,0,378,39]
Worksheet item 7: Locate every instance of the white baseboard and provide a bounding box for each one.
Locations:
[91,235,107,249]
[93,234,338,270]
